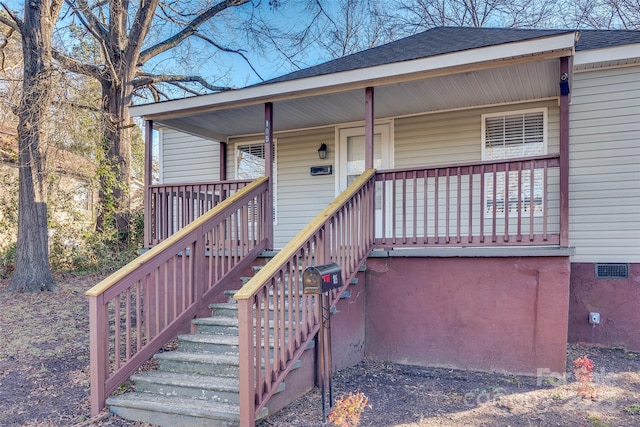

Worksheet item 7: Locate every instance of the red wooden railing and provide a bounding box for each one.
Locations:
[146,180,253,247]
[86,177,269,416]
[374,155,561,247]
[234,169,376,425]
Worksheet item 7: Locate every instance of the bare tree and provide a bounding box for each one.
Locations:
[390,0,562,31]
[1,0,63,292]
[308,0,396,58]
[25,0,255,240]
[562,0,640,29]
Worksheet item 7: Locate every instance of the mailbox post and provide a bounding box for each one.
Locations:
[302,263,342,423]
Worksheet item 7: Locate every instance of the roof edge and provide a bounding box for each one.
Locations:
[131,32,577,119]
[574,43,640,66]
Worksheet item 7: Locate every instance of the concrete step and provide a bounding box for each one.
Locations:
[107,393,268,427]
[154,351,240,378]
[210,302,241,318]
[210,302,312,319]
[154,348,306,378]
[131,371,240,403]
[178,333,239,355]
[192,317,239,335]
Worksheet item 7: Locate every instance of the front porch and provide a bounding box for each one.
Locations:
[90,29,578,425]
[87,150,570,424]
[146,154,566,251]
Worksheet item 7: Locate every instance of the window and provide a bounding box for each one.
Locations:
[236,143,266,179]
[235,141,277,222]
[482,109,547,215]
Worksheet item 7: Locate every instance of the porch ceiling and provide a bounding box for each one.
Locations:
[153,59,560,140]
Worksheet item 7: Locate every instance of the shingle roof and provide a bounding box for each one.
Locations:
[576,29,640,51]
[260,27,640,86]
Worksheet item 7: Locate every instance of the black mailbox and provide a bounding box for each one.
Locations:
[302,263,343,294]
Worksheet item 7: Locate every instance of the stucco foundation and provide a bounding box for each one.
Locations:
[364,256,570,375]
[568,263,640,352]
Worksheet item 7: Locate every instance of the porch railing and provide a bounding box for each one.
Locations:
[234,169,376,425]
[146,179,253,247]
[86,176,269,416]
[374,154,561,247]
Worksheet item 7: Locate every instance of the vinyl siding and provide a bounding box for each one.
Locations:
[393,100,561,237]
[160,128,219,184]
[569,65,640,263]
[394,100,560,168]
[229,127,336,248]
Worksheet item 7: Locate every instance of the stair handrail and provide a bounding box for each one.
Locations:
[235,169,376,425]
[86,176,269,416]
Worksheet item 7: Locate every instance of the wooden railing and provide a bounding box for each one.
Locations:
[374,154,561,247]
[146,180,253,247]
[86,177,269,416]
[234,169,376,425]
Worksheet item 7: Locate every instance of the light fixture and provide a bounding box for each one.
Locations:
[317,143,327,159]
[559,72,570,96]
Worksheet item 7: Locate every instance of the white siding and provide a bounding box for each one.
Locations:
[160,128,219,183]
[569,66,640,263]
[394,100,559,168]
[394,101,561,236]
[227,101,562,249]
[229,127,336,248]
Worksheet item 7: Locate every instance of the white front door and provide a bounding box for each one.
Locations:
[338,124,392,236]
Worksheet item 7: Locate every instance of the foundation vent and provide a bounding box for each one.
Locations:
[595,263,629,279]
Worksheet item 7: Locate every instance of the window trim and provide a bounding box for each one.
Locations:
[480,107,548,161]
[234,139,277,224]
[480,108,548,217]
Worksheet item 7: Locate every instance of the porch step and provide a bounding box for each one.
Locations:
[130,371,240,403]
[192,317,239,335]
[107,252,366,427]
[226,287,353,301]
[107,393,268,427]
[177,333,239,354]
[154,351,240,378]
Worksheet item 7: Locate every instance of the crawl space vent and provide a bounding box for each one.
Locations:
[595,263,629,279]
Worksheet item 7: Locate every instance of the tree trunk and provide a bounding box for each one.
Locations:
[7,1,57,292]
[96,77,133,243]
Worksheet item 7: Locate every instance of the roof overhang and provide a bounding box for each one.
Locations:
[574,43,640,70]
[131,32,578,139]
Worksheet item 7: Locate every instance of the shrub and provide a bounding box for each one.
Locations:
[327,392,370,427]
[573,355,596,400]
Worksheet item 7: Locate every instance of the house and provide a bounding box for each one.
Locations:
[0,124,96,250]
[86,27,640,426]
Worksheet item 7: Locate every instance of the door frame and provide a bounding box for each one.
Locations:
[335,122,393,195]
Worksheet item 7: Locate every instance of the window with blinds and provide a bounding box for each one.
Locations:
[236,143,265,179]
[236,141,277,223]
[484,111,545,160]
[482,109,547,215]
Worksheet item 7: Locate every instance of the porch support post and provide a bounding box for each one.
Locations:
[219,141,227,181]
[559,56,570,247]
[143,120,153,248]
[365,87,374,170]
[265,102,274,250]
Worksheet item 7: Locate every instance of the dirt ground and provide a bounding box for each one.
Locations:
[1,273,639,427]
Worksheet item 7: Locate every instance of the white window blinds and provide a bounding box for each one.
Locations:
[236,143,265,179]
[484,111,544,160]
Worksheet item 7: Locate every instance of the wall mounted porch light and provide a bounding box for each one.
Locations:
[318,143,327,159]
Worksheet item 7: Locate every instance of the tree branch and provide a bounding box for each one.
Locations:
[0,27,13,72]
[195,33,264,81]
[124,0,158,68]
[0,4,23,33]
[138,0,251,64]
[64,0,109,41]
[52,50,103,79]
[132,72,232,92]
